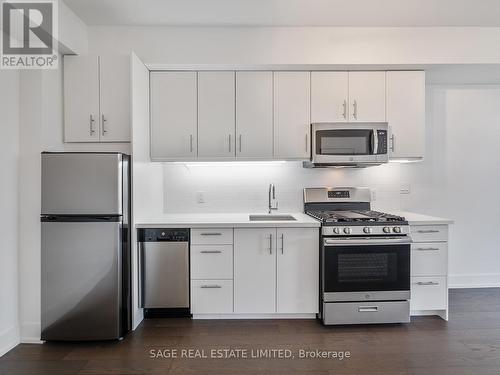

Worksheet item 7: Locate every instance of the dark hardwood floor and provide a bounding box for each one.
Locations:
[1,288,500,374]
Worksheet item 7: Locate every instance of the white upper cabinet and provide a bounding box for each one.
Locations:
[235,72,273,159]
[198,72,235,159]
[64,56,100,142]
[99,56,131,142]
[348,72,386,122]
[234,228,276,313]
[276,228,319,314]
[274,72,311,159]
[311,72,349,123]
[150,72,198,161]
[386,71,426,160]
[64,55,130,143]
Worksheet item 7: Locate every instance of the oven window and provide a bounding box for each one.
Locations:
[316,129,372,155]
[323,244,410,293]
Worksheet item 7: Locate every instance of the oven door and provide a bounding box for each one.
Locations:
[311,123,388,165]
[322,237,411,302]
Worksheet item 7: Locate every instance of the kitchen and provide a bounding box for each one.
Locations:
[1,1,500,374]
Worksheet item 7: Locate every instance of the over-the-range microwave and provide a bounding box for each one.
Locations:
[304,122,389,168]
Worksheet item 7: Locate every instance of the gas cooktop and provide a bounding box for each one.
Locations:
[306,209,406,224]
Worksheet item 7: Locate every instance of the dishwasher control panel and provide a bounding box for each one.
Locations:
[138,228,189,242]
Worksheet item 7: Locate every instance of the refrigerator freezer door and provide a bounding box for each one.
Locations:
[41,220,122,340]
[41,153,123,215]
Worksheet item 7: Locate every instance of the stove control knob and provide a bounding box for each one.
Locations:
[343,227,352,235]
[363,227,373,234]
[333,227,341,234]
[383,226,392,234]
[393,227,402,233]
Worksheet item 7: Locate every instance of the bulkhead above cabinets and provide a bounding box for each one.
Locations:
[149,70,425,163]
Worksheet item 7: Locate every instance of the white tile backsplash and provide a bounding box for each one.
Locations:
[162,161,403,213]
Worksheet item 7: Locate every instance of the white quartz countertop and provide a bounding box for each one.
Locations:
[135,212,321,228]
[391,211,454,226]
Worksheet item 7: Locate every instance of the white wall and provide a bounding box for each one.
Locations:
[0,70,20,356]
[87,26,500,65]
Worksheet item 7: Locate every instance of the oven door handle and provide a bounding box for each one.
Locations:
[324,237,412,246]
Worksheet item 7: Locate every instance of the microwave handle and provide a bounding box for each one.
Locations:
[372,130,379,155]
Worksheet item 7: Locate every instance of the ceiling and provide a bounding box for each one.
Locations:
[64,0,500,27]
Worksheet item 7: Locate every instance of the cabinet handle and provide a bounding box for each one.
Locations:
[280,233,284,254]
[201,285,222,289]
[268,234,273,255]
[352,100,358,120]
[101,114,107,135]
[415,247,439,251]
[89,114,95,135]
[390,134,395,152]
[228,134,232,153]
[190,134,194,153]
[415,281,439,286]
[238,134,242,153]
[342,100,347,120]
[200,250,222,254]
[417,230,440,234]
[358,306,378,312]
[200,232,222,236]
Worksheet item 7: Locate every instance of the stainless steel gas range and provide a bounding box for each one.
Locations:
[304,187,411,325]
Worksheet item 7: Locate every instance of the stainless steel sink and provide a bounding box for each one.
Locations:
[249,215,297,221]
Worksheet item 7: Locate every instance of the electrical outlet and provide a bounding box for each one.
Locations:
[400,184,411,194]
[196,191,206,204]
[371,190,377,202]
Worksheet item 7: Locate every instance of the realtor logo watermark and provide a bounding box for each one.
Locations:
[1,0,58,69]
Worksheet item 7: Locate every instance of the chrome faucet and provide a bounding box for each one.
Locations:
[268,184,278,214]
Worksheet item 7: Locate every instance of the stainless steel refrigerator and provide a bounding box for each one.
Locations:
[41,152,131,341]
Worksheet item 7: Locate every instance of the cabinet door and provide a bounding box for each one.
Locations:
[235,72,273,158]
[386,71,425,159]
[234,228,276,313]
[274,72,311,159]
[348,72,386,122]
[276,228,319,313]
[198,71,235,158]
[64,56,100,142]
[150,72,197,160]
[99,56,131,142]
[311,72,348,123]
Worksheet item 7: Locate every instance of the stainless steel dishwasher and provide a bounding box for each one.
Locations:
[138,229,190,317]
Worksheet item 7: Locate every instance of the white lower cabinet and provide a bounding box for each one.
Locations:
[234,228,277,313]
[276,228,319,313]
[234,227,319,315]
[410,276,447,311]
[409,224,449,320]
[191,280,233,314]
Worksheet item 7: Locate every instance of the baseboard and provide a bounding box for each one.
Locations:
[20,322,41,344]
[449,273,500,288]
[192,313,317,320]
[0,326,20,357]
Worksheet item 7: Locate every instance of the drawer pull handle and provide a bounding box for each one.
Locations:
[415,281,439,286]
[200,233,222,236]
[200,285,222,289]
[200,250,222,254]
[416,247,439,251]
[358,306,378,312]
[417,230,440,234]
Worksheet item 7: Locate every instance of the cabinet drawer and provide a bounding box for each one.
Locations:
[323,301,410,325]
[191,280,233,314]
[411,225,448,242]
[191,228,233,245]
[191,245,233,279]
[411,242,447,276]
[410,276,447,311]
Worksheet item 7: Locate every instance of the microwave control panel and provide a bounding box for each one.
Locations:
[377,130,388,155]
